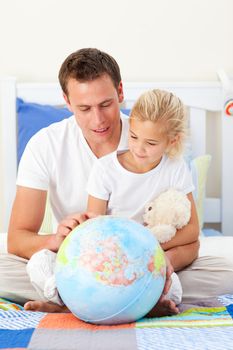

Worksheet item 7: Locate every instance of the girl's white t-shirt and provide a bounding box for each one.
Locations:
[87,151,194,223]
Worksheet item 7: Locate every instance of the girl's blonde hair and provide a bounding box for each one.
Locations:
[129,89,187,158]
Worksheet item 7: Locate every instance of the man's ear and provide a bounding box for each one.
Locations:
[63,93,73,113]
[118,81,124,103]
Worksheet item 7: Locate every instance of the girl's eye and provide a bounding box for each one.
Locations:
[130,135,137,139]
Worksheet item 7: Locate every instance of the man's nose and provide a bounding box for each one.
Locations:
[93,108,104,123]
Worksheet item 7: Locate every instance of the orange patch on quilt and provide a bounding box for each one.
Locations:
[38,313,135,330]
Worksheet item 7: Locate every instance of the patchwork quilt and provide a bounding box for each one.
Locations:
[1,295,233,350]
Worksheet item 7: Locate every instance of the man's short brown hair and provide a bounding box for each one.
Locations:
[58,48,122,96]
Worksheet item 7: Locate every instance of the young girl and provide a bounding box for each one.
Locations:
[25,89,199,316]
[86,89,199,315]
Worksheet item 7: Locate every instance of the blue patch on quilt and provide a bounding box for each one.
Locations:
[0,328,34,348]
[226,304,233,319]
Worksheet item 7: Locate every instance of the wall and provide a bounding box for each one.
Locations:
[0,0,232,81]
[0,0,233,230]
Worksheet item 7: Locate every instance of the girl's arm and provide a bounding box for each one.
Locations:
[87,195,108,216]
[160,192,199,251]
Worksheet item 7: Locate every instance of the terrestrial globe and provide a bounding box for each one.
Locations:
[55,216,166,325]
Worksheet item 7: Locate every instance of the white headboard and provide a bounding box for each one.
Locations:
[1,78,233,235]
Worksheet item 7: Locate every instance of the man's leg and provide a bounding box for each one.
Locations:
[0,253,43,305]
[2,254,233,307]
[178,256,233,303]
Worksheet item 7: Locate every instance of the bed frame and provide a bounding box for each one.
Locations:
[1,78,233,234]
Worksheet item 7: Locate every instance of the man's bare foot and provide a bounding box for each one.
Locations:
[146,298,179,318]
[24,300,70,313]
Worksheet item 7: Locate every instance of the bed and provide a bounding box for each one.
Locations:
[0,77,233,349]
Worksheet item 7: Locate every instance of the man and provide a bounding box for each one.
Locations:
[0,48,233,313]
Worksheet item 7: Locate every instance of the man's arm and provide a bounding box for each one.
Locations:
[165,240,200,272]
[8,186,96,259]
[7,186,55,259]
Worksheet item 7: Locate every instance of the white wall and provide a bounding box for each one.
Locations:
[0,0,232,81]
[0,0,233,230]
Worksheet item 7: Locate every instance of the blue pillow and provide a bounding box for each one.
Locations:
[17,98,72,164]
[121,108,130,116]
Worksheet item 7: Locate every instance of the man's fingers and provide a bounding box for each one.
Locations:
[86,212,98,219]
[162,255,174,296]
[58,218,78,231]
[57,212,100,241]
[56,225,71,237]
[163,274,172,296]
[66,212,98,224]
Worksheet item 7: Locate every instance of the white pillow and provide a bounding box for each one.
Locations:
[199,236,233,264]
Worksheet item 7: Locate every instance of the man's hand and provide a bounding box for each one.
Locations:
[162,254,174,297]
[49,212,97,252]
[146,254,179,317]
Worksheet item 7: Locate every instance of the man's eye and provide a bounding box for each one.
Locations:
[80,108,90,112]
[130,135,137,139]
[101,103,111,108]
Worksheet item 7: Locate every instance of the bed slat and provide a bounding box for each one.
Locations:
[0,78,17,231]
[189,108,206,157]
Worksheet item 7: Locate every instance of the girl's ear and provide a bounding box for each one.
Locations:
[169,134,180,146]
[166,134,180,153]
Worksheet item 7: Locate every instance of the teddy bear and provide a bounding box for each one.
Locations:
[143,188,191,243]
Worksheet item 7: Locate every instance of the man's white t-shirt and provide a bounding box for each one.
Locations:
[17,114,129,229]
[87,151,194,224]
